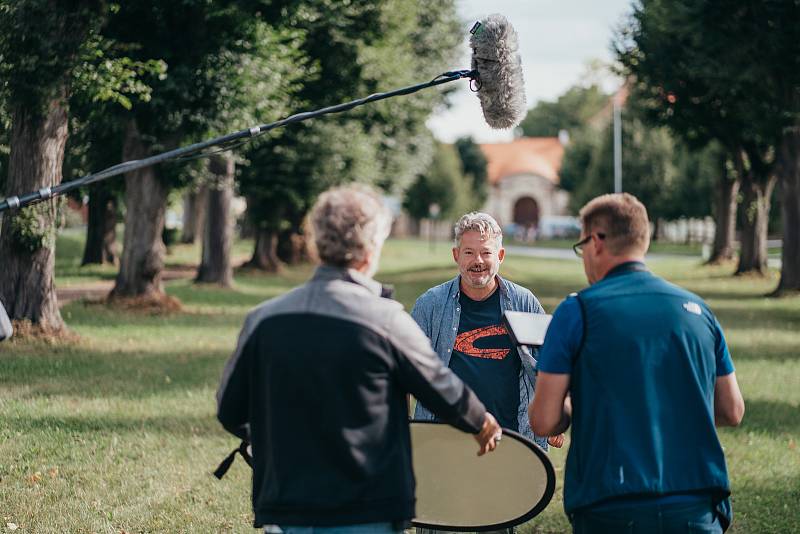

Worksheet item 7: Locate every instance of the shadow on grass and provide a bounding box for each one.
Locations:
[167,284,272,308]
[738,399,800,434]
[0,348,225,398]
[729,477,800,533]
[61,300,248,329]
[1,412,220,436]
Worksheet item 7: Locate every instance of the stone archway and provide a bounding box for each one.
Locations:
[513,196,540,228]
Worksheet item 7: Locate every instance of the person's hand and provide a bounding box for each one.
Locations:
[547,433,565,448]
[474,412,502,456]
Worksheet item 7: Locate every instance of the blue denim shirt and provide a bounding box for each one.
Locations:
[411,275,548,449]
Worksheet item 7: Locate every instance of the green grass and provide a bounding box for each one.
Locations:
[1,236,798,532]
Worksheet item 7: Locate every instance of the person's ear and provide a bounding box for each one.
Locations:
[592,234,605,256]
[498,247,505,263]
[452,247,460,263]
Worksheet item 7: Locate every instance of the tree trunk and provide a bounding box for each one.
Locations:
[246,228,283,272]
[81,183,117,265]
[196,155,234,286]
[409,217,421,237]
[110,121,169,301]
[278,228,308,265]
[707,168,739,264]
[181,185,208,244]
[774,127,800,294]
[0,97,68,333]
[736,171,776,276]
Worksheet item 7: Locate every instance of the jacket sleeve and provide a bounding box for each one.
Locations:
[525,289,546,315]
[216,314,257,441]
[389,310,485,434]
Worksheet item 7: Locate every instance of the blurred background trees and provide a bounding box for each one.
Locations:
[2,0,798,335]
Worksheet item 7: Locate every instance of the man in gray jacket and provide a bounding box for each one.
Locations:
[217,186,501,534]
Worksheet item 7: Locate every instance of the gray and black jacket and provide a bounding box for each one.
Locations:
[216,265,486,528]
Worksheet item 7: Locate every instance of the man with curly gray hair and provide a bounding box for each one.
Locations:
[308,184,392,278]
[217,186,502,534]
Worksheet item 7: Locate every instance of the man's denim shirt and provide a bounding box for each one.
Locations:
[411,275,549,450]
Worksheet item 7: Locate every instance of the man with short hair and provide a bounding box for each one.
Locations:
[217,186,501,534]
[530,193,744,533]
[412,212,558,450]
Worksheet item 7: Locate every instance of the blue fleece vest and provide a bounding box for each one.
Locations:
[564,266,731,514]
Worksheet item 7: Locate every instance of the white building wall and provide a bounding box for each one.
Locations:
[482,173,570,226]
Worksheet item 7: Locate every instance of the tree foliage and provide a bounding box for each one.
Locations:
[520,83,608,138]
[616,0,800,282]
[560,95,718,224]
[454,136,488,208]
[240,0,461,248]
[403,142,471,221]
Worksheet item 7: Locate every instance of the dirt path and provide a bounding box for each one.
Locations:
[56,267,197,307]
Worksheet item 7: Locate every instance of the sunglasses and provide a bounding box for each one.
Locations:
[572,233,606,257]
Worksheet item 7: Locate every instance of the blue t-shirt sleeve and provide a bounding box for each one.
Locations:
[713,316,735,376]
[537,296,583,374]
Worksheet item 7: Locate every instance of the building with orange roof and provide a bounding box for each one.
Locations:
[479,137,570,232]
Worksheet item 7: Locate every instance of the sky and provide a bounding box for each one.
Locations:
[426,0,633,143]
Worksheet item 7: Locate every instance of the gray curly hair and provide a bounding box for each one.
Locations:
[309,184,392,268]
[453,212,503,248]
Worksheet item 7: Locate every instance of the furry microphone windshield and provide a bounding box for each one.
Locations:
[470,14,527,129]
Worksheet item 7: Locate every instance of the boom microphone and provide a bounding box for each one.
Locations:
[0,14,528,214]
[470,14,527,129]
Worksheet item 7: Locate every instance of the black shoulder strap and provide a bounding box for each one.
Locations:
[213,440,253,479]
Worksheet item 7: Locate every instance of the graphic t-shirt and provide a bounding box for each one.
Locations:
[448,288,520,430]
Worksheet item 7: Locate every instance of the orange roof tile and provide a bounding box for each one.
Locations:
[479,137,565,185]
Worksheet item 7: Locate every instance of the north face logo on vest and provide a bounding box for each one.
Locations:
[683,302,702,315]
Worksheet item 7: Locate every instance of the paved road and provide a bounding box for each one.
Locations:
[505,245,782,268]
[505,245,691,262]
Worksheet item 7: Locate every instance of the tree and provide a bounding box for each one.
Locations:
[63,116,122,266]
[617,0,800,288]
[195,155,234,286]
[99,3,303,302]
[180,184,207,245]
[403,142,472,227]
[454,136,489,210]
[62,42,167,267]
[240,0,461,268]
[559,95,718,237]
[520,82,608,138]
[0,0,108,333]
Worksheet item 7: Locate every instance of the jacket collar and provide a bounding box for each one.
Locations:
[312,264,385,297]
[602,260,647,280]
[449,274,509,300]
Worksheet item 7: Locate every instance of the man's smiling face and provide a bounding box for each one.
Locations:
[453,230,505,290]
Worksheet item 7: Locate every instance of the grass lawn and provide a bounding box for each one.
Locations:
[1,235,798,533]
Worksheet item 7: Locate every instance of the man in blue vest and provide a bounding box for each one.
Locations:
[529,193,744,533]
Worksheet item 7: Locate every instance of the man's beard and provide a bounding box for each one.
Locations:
[463,264,495,287]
